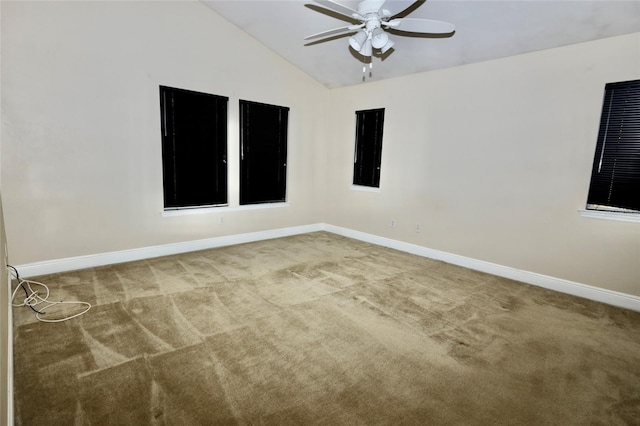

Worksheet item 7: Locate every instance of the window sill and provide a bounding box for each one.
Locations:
[162,202,290,217]
[579,209,640,224]
[350,185,380,193]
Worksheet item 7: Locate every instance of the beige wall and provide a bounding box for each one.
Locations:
[1,1,327,264]
[0,1,9,423]
[326,33,640,296]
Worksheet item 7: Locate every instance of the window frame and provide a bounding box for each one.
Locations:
[239,99,289,205]
[159,85,228,210]
[352,108,385,189]
[584,79,640,220]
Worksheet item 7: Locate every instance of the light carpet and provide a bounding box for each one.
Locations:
[12,232,640,425]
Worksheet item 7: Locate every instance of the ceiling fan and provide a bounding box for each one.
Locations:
[304,0,455,59]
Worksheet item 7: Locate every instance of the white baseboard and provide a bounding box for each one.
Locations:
[15,224,324,278]
[13,223,640,313]
[324,225,640,313]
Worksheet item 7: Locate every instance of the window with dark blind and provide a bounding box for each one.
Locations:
[239,100,289,205]
[353,108,385,188]
[586,79,640,214]
[160,86,228,210]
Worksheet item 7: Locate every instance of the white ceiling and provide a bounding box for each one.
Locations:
[201,0,640,89]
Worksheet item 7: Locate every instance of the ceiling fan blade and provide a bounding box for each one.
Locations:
[388,0,425,20]
[314,0,364,20]
[304,24,363,40]
[385,18,455,34]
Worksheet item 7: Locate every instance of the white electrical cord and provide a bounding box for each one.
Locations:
[9,265,91,323]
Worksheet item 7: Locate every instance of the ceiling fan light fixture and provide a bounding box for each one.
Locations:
[371,28,388,49]
[304,0,456,69]
[359,38,372,57]
[380,38,395,54]
[348,30,368,52]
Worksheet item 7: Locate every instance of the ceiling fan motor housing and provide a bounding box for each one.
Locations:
[306,0,454,61]
[357,0,385,16]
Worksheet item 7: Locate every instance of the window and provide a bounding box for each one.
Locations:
[586,79,640,214]
[353,108,385,188]
[160,86,228,209]
[239,100,289,205]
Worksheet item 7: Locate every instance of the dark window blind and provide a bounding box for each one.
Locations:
[160,86,228,209]
[353,108,385,188]
[587,79,640,213]
[239,100,289,205]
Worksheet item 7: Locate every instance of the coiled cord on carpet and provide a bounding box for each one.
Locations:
[8,265,91,323]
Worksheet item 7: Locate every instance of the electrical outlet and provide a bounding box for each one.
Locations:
[219,216,224,225]
[390,219,396,228]
[415,224,421,233]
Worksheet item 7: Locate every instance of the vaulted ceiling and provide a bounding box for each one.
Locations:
[201,0,640,88]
